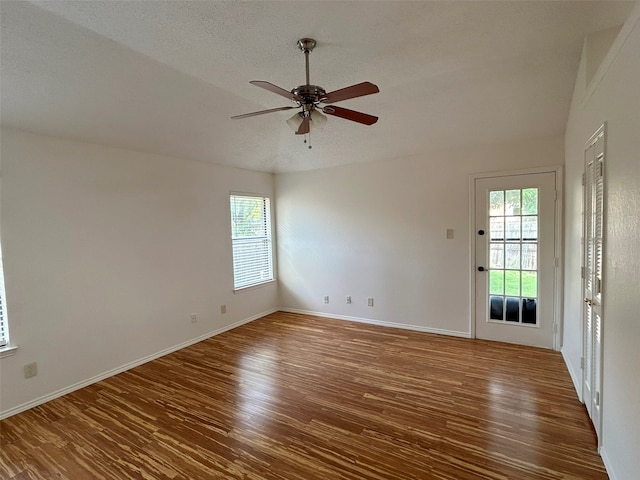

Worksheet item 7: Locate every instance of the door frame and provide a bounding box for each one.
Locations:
[469,165,564,350]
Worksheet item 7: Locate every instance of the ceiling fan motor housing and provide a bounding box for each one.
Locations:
[291,85,326,106]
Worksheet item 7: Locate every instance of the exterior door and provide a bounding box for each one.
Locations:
[583,127,605,441]
[474,172,557,349]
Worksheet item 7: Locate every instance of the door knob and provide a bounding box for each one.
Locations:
[477,266,486,272]
[584,297,593,306]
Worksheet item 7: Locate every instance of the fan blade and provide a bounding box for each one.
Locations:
[322,106,378,125]
[250,81,301,101]
[323,82,379,104]
[231,106,295,119]
[296,116,310,135]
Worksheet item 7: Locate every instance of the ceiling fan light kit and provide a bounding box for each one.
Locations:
[232,38,379,147]
[286,109,327,132]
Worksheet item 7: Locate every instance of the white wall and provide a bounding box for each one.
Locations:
[0,128,278,417]
[585,25,622,86]
[276,135,564,335]
[563,5,640,479]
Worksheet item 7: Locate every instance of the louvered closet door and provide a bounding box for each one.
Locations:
[583,127,605,442]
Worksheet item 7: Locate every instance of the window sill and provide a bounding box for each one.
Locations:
[233,279,276,293]
[0,345,18,359]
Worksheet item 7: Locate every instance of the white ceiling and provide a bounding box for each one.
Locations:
[1,1,635,173]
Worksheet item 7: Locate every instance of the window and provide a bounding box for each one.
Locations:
[230,194,274,290]
[0,245,9,348]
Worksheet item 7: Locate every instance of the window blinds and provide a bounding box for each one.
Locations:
[0,252,8,347]
[230,194,273,290]
[0,294,7,348]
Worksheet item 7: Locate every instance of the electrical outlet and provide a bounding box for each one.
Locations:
[368,297,374,307]
[346,295,352,304]
[323,295,329,304]
[24,362,38,379]
[221,304,227,314]
[190,314,197,324]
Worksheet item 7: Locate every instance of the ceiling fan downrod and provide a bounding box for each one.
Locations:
[291,38,326,114]
[297,38,316,85]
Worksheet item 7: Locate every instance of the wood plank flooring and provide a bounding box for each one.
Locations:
[0,312,604,479]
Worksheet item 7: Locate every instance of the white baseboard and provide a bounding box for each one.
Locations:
[280,308,471,339]
[561,347,583,402]
[0,308,278,420]
[600,446,618,480]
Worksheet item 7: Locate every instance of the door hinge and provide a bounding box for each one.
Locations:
[581,357,584,369]
[553,323,558,333]
[581,266,585,279]
[596,278,602,295]
[582,173,585,186]
[598,161,604,177]
[595,391,600,406]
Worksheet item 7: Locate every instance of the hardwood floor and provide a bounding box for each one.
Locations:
[0,312,604,479]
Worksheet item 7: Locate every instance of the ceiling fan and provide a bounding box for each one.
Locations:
[231,38,379,141]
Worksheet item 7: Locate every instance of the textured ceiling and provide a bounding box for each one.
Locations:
[1,1,635,172]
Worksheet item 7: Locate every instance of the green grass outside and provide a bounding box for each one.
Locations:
[490,270,537,297]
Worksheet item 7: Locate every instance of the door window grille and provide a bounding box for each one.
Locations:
[488,188,539,325]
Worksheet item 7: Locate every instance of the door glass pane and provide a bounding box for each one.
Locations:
[521,271,537,297]
[505,297,520,322]
[490,217,504,241]
[505,270,520,296]
[522,216,538,241]
[505,243,521,269]
[505,216,521,241]
[521,244,537,270]
[522,299,537,324]
[490,191,504,216]
[490,296,504,320]
[505,190,521,215]
[486,188,539,326]
[490,270,504,295]
[490,244,504,268]
[522,188,538,215]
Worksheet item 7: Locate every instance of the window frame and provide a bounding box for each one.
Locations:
[0,282,8,349]
[0,244,16,358]
[229,192,275,292]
